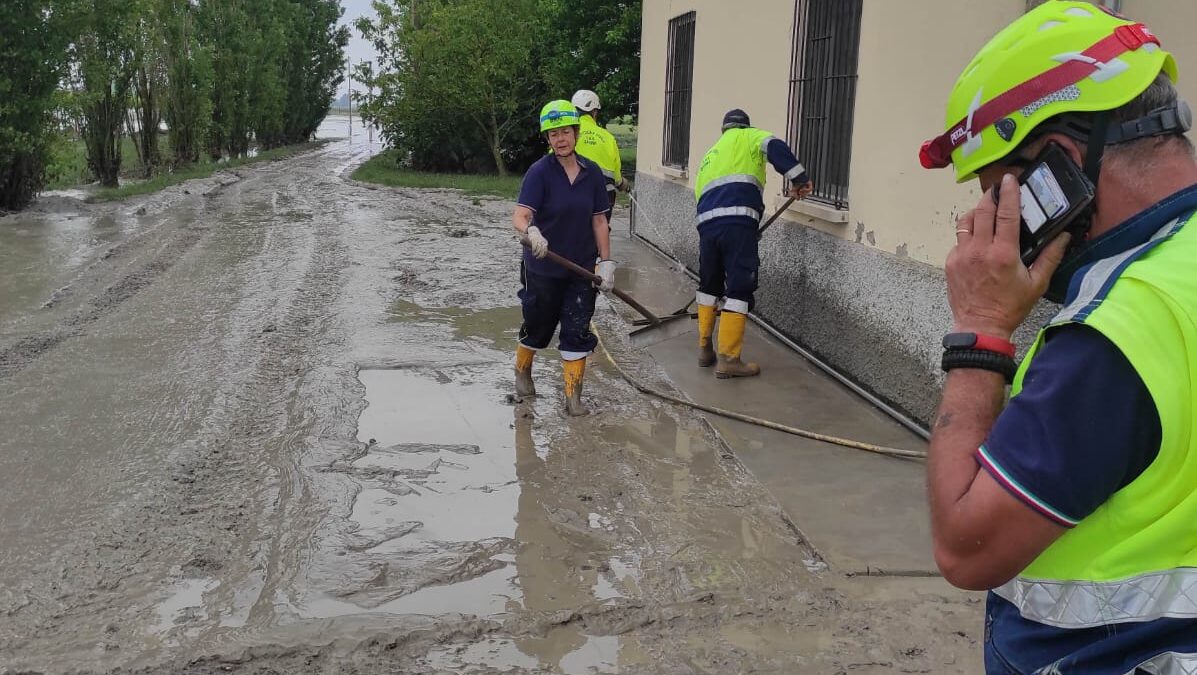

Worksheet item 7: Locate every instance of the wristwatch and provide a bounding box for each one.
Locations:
[941,332,1017,383]
[941,332,1016,358]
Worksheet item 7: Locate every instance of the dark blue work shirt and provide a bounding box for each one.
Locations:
[517,154,608,278]
[979,324,1160,528]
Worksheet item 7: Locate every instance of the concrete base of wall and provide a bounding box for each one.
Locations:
[631,172,1048,426]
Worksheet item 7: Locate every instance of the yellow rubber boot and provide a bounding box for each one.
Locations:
[515,345,536,397]
[715,311,760,379]
[563,358,589,416]
[697,304,717,368]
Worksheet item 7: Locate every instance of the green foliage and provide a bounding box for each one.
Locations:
[352,149,521,198]
[0,0,348,208]
[159,0,212,167]
[45,133,142,189]
[355,0,641,177]
[538,0,641,121]
[0,0,73,210]
[69,0,145,187]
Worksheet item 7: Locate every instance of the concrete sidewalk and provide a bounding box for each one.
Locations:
[608,222,937,575]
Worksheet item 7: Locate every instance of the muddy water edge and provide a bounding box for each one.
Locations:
[0,139,979,674]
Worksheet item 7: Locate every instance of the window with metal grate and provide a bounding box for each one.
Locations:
[663,11,696,171]
[787,0,862,210]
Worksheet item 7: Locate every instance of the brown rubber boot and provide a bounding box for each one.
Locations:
[714,311,761,379]
[563,357,590,416]
[697,304,717,368]
[515,345,536,397]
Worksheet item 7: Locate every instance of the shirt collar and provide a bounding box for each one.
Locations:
[547,154,590,180]
[1054,182,1197,304]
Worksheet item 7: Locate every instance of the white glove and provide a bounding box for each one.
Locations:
[595,259,616,292]
[525,226,549,259]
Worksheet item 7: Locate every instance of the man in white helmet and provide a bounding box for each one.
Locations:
[571,89,630,223]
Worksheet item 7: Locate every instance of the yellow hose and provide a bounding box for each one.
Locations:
[593,325,928,462]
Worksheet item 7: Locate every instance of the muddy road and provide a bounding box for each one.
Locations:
[0,133,979,673]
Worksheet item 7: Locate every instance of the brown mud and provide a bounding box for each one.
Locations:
[0,125,979,674]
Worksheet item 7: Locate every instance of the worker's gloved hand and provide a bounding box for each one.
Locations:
[788,181,814,200]
[525,226,549,259]
[618,179,633,194]
[595,259,617,291]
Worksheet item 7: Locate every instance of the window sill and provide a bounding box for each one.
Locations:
[661,165,688,180]
[787,198,849,224]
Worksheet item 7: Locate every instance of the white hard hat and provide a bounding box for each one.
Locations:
[571,89,601,112]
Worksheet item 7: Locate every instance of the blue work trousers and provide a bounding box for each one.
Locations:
[517,263,598,357]
[698,219,759,309]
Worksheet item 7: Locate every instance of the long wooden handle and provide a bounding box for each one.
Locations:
[522,239,662,323]
[757,197,797,238]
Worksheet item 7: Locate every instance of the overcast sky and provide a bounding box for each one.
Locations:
[338,0,380,98]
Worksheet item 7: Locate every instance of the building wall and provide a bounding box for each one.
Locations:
[633,0,1194,424]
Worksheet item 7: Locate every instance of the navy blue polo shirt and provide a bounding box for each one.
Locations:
[517,154,609,279]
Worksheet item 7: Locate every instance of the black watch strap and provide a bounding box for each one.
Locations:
[941,348,1017,384]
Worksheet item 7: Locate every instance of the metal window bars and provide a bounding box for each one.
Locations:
[787,0,862,210]
[663,11,696,170]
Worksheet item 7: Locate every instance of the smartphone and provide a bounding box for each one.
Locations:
[995,143,1095,265]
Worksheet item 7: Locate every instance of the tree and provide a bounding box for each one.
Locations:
[0,0,73,210]
[356,0,641,175]
[280,0,348,145]
[159,0,212,167]
[129,7,167,175]
[70,0,144,187]
[538,0,641,121]
[200,0,256,159]
[356,0,544,175]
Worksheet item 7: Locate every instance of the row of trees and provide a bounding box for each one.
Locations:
[1,0,349,211]
[354,0,641,176]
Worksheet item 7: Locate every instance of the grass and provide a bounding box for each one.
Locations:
[351,149,523,199]
[90,142,324,202]
[45,135,143,190]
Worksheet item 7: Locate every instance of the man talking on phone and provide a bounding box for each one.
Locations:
[919,2,1197,672]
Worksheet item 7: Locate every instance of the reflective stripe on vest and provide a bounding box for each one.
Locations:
[697,206,761,225]
[993,567,1197,629]
[698,173,762,198]
[1123,651,1197,675]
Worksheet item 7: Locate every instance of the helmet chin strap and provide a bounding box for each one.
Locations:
[1066,109,1113,243]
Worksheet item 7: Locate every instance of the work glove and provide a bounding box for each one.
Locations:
[788,180,814,200]
[524,226,549,259]
[595,259,616,292]
[617,178,632,194]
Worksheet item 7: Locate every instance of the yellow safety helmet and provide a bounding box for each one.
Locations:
[921,1,1176,182]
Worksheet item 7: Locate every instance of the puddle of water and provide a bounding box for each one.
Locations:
[352,367,519,544]
[153,577,217,635]
[425,637,540,672]
[559,634,621,674]
[386,298,520,351]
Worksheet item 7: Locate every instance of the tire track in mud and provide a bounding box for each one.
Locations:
[154,174,357,639]
[0,151,356,673]
[0,226,206,379]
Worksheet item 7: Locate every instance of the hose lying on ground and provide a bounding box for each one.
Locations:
[592,324,928,462]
